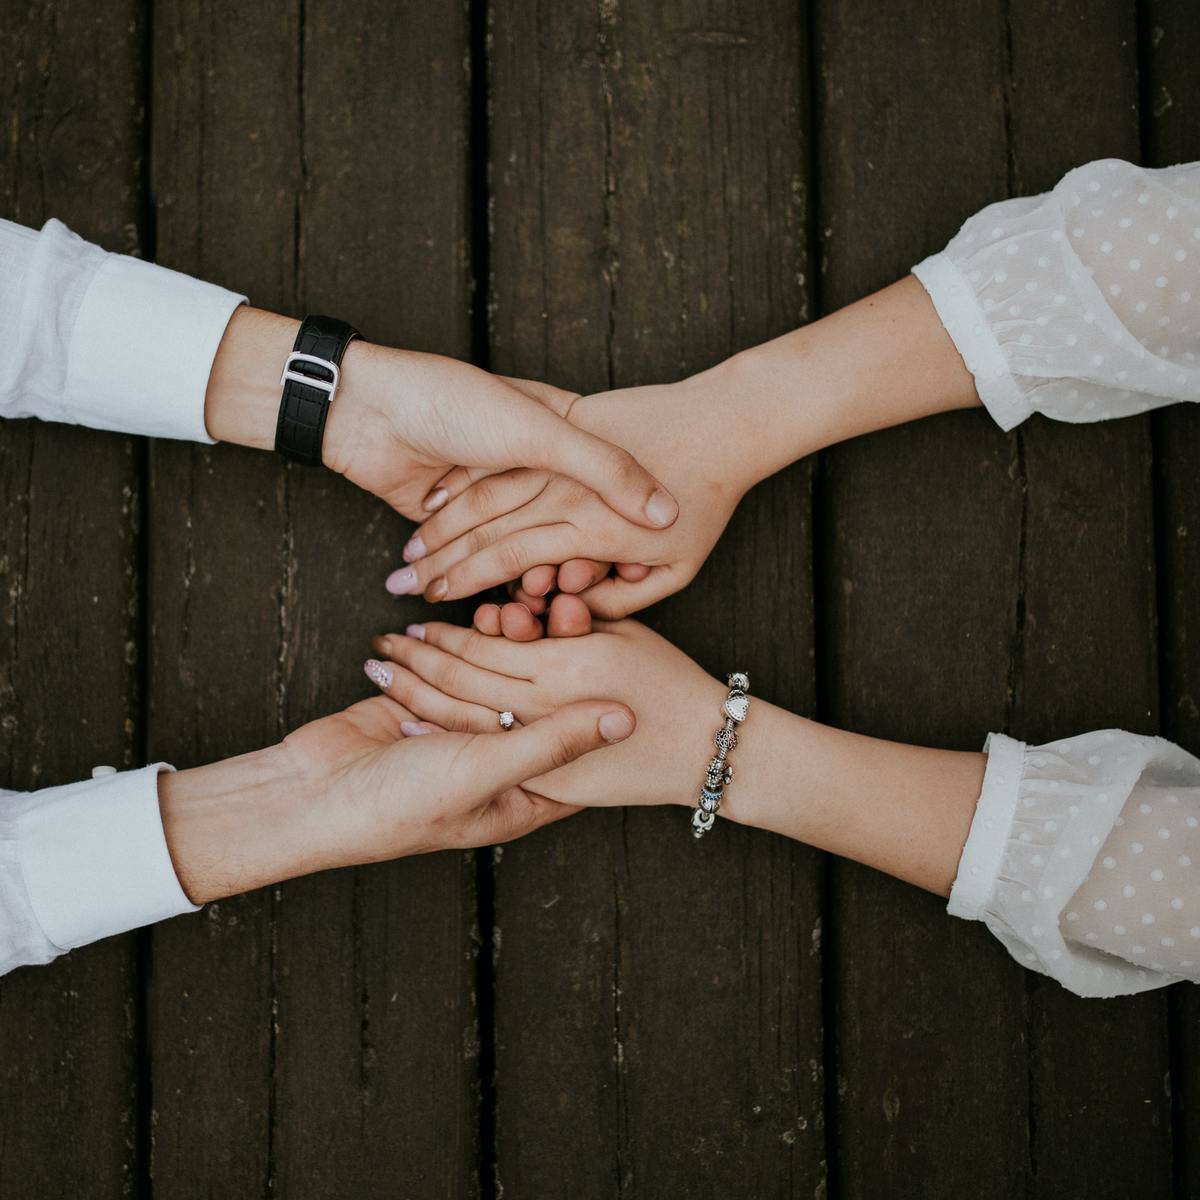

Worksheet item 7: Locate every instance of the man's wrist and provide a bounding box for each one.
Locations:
[158,742,329,904]
[203,307,299,451]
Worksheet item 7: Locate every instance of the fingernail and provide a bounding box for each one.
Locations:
[423,488,449,513]
[598,710,634,743]
[644,489,678,528]
[403,535,426,562]
[401,720,435,736]
[386,567,419,595]
[364,659,393,689]
[427,576,449,602]
[406,623,426,641]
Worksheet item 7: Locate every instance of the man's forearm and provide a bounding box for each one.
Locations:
[721,702,985,897]
[157,744,334,904]
[699,275,980,494]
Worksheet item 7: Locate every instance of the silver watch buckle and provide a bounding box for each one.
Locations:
[280,352,341,402]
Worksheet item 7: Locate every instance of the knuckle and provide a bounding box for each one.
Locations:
[469,476,499,515]
[466,523,497,556]
[549,729,584,769]
[495,539,529,579]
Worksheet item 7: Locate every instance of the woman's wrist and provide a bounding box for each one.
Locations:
[157,742,334,904]
[693,275,981,494]
[715,702,985,897]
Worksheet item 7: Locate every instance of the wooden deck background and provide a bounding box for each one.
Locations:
[1,2,1197,1197]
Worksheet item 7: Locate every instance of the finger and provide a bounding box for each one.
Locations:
[511,405,679,530]
[500,602,545,641]
[433,526,578,603]
[400,720,445,736]
[422,465,495,513]
[477,699,636,792]
[389,621,535,676]
[474,603,503,635]
[520,564,558,598]
[615,562,651,582]
[511,588,547,615]
[576,565,679,620]
[556,559,610,593]
[545,593,594,638]
[471,787,581,847]
[377,632,531,709]
[387,518,575,602]
[363,658,499,732]
[412,470,549,559]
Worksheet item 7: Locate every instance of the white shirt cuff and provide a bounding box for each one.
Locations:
[947,732,1027,920]
[66,254,245,443]
[16,764,200,950]
[912,252,1033,432]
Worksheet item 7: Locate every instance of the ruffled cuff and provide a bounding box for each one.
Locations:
[913,253,1033,431]
[949,731,1186,998]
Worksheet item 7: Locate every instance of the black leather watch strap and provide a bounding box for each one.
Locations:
[274,314,360,466]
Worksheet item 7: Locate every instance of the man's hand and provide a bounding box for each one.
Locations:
[202,307,679,529]
[383,374,753,613]
[157,686,636,904]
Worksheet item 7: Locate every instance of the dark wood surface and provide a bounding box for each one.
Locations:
[0,2,1195,1198]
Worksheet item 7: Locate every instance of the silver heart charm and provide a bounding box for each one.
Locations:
[723,694,750,724]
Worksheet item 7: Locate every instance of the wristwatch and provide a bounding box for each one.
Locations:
[274,314,361,466]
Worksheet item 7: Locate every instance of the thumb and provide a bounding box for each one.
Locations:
[514,403,679,530]
[484,700,636,791]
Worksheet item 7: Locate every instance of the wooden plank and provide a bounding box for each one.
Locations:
[269,4,480,1196]
[0,4,147,1197]
[1141,4,1200,1194]
[1004,6,1172,1197]
[814,2,1030,1196]
[487,2,823,1196]
[147,5,299,1193]
[149,3,479,1196]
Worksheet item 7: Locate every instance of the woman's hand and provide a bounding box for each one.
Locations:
[384,374,755,616]
[203,306,679,529]
[158,688,636,903]
[363,618,728,809]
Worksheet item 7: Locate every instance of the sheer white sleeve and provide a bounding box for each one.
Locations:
[0,217,245,441]
[1,766,200,977]
[913,159,1200,430]
[949,730,1199,997]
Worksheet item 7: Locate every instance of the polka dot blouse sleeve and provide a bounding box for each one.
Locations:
[912,159,1200,431]
[949,731,1199,997]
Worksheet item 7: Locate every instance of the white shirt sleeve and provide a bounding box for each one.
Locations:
[913,159,1200,430]
[1,765,200,976]
[0,217,246,441]
[949,730,1199,997]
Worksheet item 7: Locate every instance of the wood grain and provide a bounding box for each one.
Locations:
[486,2,822,1196]
[1141,4,1200,1195]
[148,3,477,1196]
[815,3,1029,1195]
[0,3,147,1196]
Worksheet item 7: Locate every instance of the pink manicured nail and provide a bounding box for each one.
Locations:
[386,567,419,595]
[364,659,393,689]
[403,535,426,562]
[406,624,426,641]
[423,487,449,513]
[401,720,439,736]
[427,576,449,602]
[644,488,678,528]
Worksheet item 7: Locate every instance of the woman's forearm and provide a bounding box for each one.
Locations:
[721,701,985,897]
[701,276,980,493]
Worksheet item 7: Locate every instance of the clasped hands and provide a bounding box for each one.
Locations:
[165,278,973,902]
